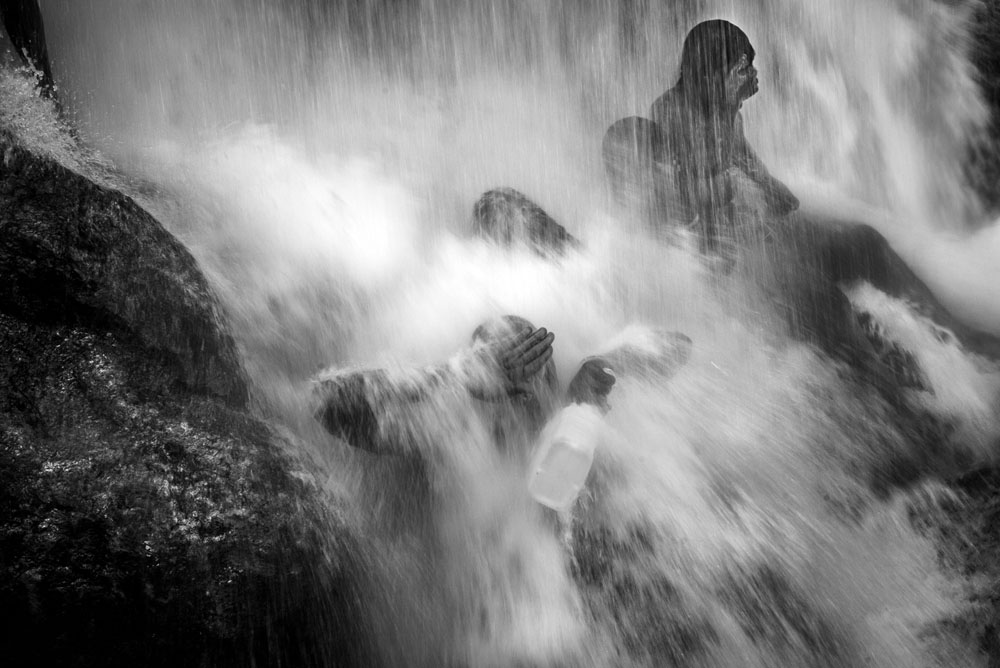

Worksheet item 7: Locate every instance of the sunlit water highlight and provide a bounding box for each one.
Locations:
[6,0,1000,665]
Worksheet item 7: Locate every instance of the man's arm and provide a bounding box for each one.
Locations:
[314,370,390,454]
[314,326,555,454]
[733,113,799,216]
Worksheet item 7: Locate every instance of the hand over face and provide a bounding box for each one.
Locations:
[465,327,555,399]
[567,357,616,411]
[498,327,555,389]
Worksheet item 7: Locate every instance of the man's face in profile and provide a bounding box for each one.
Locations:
[725,52,759,105]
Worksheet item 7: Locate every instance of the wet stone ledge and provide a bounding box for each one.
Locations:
[0,132,368,667]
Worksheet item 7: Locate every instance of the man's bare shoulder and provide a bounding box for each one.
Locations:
[650,87,683,126]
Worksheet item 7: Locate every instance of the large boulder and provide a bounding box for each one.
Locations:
[967,0,1000,215]
[0,133,247,405]
[472,187,580,256]
[0,131,368,667]
[942,2,1000,661]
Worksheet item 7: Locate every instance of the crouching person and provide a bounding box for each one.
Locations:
[313,316,691,507]
[311,316,628,665]
[313,316,612,460]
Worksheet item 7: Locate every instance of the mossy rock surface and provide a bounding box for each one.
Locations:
[0,134,368,667]
[1,132,246,405]
[968,0,1000,214]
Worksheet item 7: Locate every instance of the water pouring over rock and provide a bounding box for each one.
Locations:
[3,1,1000,666]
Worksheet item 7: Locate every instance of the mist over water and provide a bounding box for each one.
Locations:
[15,0,1000,664]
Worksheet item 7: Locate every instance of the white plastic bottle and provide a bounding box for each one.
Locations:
[527,402,604,512]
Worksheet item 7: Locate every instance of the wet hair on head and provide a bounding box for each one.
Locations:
[677,19,755,108]
[471,314,534,345]
[470,314,559,402]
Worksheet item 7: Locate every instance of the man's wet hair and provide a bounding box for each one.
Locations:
[677,19,755,109]
[471,314,535,345]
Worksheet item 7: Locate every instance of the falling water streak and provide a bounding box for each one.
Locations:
[10,0,1000,665]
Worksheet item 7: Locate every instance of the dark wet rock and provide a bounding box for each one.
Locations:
[940,4,1000,659]
[967,0,1000,214]
[854,311,926,390]
[1,0,56,102]
[0,131,247,406]
[572,523,718,665]
[0,132,368,667]
[717,564,854,667]
[926,470,1000,667]
[571,523,859,667]
[472,187,580,256]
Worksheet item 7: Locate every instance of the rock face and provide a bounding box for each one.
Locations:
[472,187,580,256]
[0,133,367,667]
[1,135,247,405]
[968,0,1000,215]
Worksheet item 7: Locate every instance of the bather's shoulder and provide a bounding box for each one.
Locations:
[650,87,683,128]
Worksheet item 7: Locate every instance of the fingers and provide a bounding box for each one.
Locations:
[506,327,553,365]
[518,329,555,367]
[519,344,554,380]
[502,328,554,380]
[491,326,538,362]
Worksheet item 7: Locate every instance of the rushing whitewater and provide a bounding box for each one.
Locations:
[10,0,1000,665]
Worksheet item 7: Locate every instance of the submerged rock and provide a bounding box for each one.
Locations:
[0,131,367,667]
[473,187,580,255]
[929,470,1000,666]
[0,132,246,406]
[967,0,1000,215]
[572,522,720,665]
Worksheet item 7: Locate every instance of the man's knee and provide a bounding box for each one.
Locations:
[824,223,890,283]
[849,224,889,256]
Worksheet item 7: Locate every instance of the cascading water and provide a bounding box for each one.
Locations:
[11,0,1000,665]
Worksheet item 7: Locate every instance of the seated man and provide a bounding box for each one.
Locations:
[649,19,796,253]
[603,21,796,250]
[602,19,1000,366]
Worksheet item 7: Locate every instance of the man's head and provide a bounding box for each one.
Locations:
[471,315,558,400]
[678,19,758,110]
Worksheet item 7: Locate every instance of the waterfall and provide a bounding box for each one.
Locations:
[19,0,1000,665]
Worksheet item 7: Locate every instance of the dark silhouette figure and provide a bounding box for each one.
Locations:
[648,19,797,252]
[603,19,1000,367]
[1,0,56,100]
